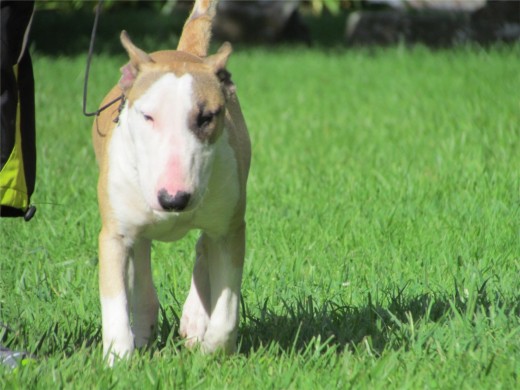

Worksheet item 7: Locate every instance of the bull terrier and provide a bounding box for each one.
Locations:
[92,0,250,365]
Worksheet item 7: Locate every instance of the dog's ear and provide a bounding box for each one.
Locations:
[205,42,236,96]
[119,30,154,92]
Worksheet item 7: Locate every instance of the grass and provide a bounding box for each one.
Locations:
[1,7,520,389]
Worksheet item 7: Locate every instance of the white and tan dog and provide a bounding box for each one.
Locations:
[92,0,250,364]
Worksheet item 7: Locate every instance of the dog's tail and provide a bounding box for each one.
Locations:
[177,0,218,58]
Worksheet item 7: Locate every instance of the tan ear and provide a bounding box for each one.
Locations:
[205,42,232,72]
[205,42,235,95]
[118,30,154,92]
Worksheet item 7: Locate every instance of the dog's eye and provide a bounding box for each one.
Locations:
[197,112,214,129]
[197,108,222,129]
[191,107,223,141]
[138,110,153,122]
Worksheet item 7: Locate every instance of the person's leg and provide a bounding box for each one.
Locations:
[0,0,37,369]
[0,1,36,220]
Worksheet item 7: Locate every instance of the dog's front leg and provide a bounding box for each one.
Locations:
[180,235,212,347]
[98,227,134,365]
[126,238,159,349]
[180,224,245,354]
[202,224,245,354]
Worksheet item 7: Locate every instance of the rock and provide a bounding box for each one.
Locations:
[345,0,519,47]
[213,0,310,44]
[471,0,520,44]
[407,11,470,47]
[346,10,470,47]
[346,11,408,46]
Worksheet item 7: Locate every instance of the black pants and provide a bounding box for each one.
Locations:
[0,1,36,219]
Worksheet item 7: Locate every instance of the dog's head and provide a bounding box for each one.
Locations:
[117,31,234,213]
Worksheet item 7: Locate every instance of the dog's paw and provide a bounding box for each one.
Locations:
[133,324,156,349]
[200,322,238,355]
[132,309,159,349]
[179,306,209,348]
[103,333,135,367]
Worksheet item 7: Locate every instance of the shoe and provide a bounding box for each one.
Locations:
[0,345,33,369]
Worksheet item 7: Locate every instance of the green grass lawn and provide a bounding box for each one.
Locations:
[1,9,519,388]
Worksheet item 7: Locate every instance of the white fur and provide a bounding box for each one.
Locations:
[101,292,134,365]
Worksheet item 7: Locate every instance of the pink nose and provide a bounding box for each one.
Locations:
[157,189,191,212]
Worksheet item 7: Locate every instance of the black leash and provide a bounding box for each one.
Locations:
[82,0,123,118]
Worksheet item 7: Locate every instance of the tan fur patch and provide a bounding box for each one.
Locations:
[123,51,228,144]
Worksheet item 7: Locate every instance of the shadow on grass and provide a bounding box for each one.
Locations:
[236,282,520,356]
[151,280,520,357]
[2,281,517,360]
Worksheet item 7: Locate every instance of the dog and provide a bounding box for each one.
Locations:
[92,0,250,365]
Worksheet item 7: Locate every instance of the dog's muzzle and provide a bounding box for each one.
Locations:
[157,189,191,212]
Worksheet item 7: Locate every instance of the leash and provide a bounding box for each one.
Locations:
[82,0,123,118]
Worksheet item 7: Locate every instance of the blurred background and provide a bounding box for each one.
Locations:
[31,0,520,55]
